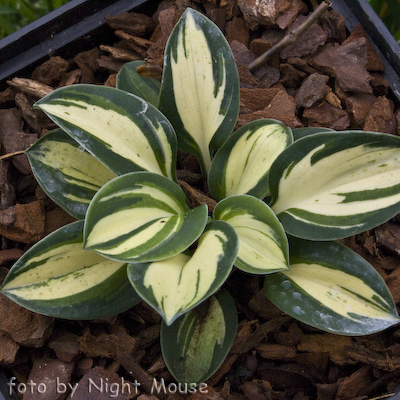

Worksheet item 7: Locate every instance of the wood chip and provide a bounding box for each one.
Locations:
[114,31,154,48]
[179,180,217,213]
[335,365,373,400]
[297,333,355,366]
[7,77,53,98]
[100,44,142,61]
[256,343,297,360]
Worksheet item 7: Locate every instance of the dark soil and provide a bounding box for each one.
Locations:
[1,1,400,399]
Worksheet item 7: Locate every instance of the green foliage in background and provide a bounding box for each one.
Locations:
[368,0,400,41]
[0,0,70,39]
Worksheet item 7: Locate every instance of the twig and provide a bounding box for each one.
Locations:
[0,150,25,161]
[248,0,332,72]
[367,394,396,400]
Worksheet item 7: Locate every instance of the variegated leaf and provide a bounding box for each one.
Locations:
[264,237,400,335]
[214,195,289,274]
[34,84,177,180]
[116,60,161,107]
[161,289,237,384]
[208,119,293,201]
[0,221,140,320]
[84,171,208,263]
[269,131,400,240]
[127,220,238,325]
[159,8,239,174]
[26,129,116,219]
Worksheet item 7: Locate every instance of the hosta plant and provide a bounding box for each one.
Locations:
[2,8,400,385]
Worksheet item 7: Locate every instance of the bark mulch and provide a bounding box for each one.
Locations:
[1,1,400,399]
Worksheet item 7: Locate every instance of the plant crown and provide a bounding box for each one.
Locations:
[2,8,400,384]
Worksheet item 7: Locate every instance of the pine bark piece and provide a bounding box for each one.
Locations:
[275,0,308,30]
[117,351,157,397]
[0,330,19,365]
[364,96,396,134]
[279,63,307,88]
[345,93,378,128]
[105,12,155,36]
[225,17,250,47]
[0,201,45,243]
[231,317,290,355]
[345,341,400,371]
[79,327,138,359]
[238,0,277,30]
[319,9,347,42]
[312,38,373,94]
[48,332,81,362]
[0,108,38,174]
[256,343,297,360]
[23,358,75,400]
[147,7,177,66]
[7,77,53,98]
[74,47,101,84]
[374,222,400,256]
[298,334,355,366]
[335,365,373,400]
[344,25,385,72]
[302,100,350,130]
[32,56,70,86]
[239,89,302,129]
[275,322,304,347]
[294,72,330,108]
[238,0,306,30]
[0,293,53,347]
[240,380,275,400]
[248,289,284,319]
[0,160,16,210]
[31,56,70,86]
[0,249,24,266]
[100,44,142,61]
[14,92,41,132]
[240,88,281,113]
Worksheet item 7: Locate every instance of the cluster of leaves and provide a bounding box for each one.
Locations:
[2,8,400,384]
[0,0,70,39]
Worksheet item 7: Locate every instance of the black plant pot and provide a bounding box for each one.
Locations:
[0,0,159,89]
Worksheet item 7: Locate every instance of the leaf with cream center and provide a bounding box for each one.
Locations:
[209,119,292,201]
[84,171,208,263]
[161,289,237,384]
[127,220,238,325]
[269,131,400,240]
[214,195,289,274]
[34,84,177,180]
[26,129,116,219]
[0,221,140,319]
[159,8,239,174]
[264,237,400,335]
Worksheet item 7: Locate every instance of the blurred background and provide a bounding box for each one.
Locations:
[367,0,400,41]
[0,0,69,39]
[0,0,399,41]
